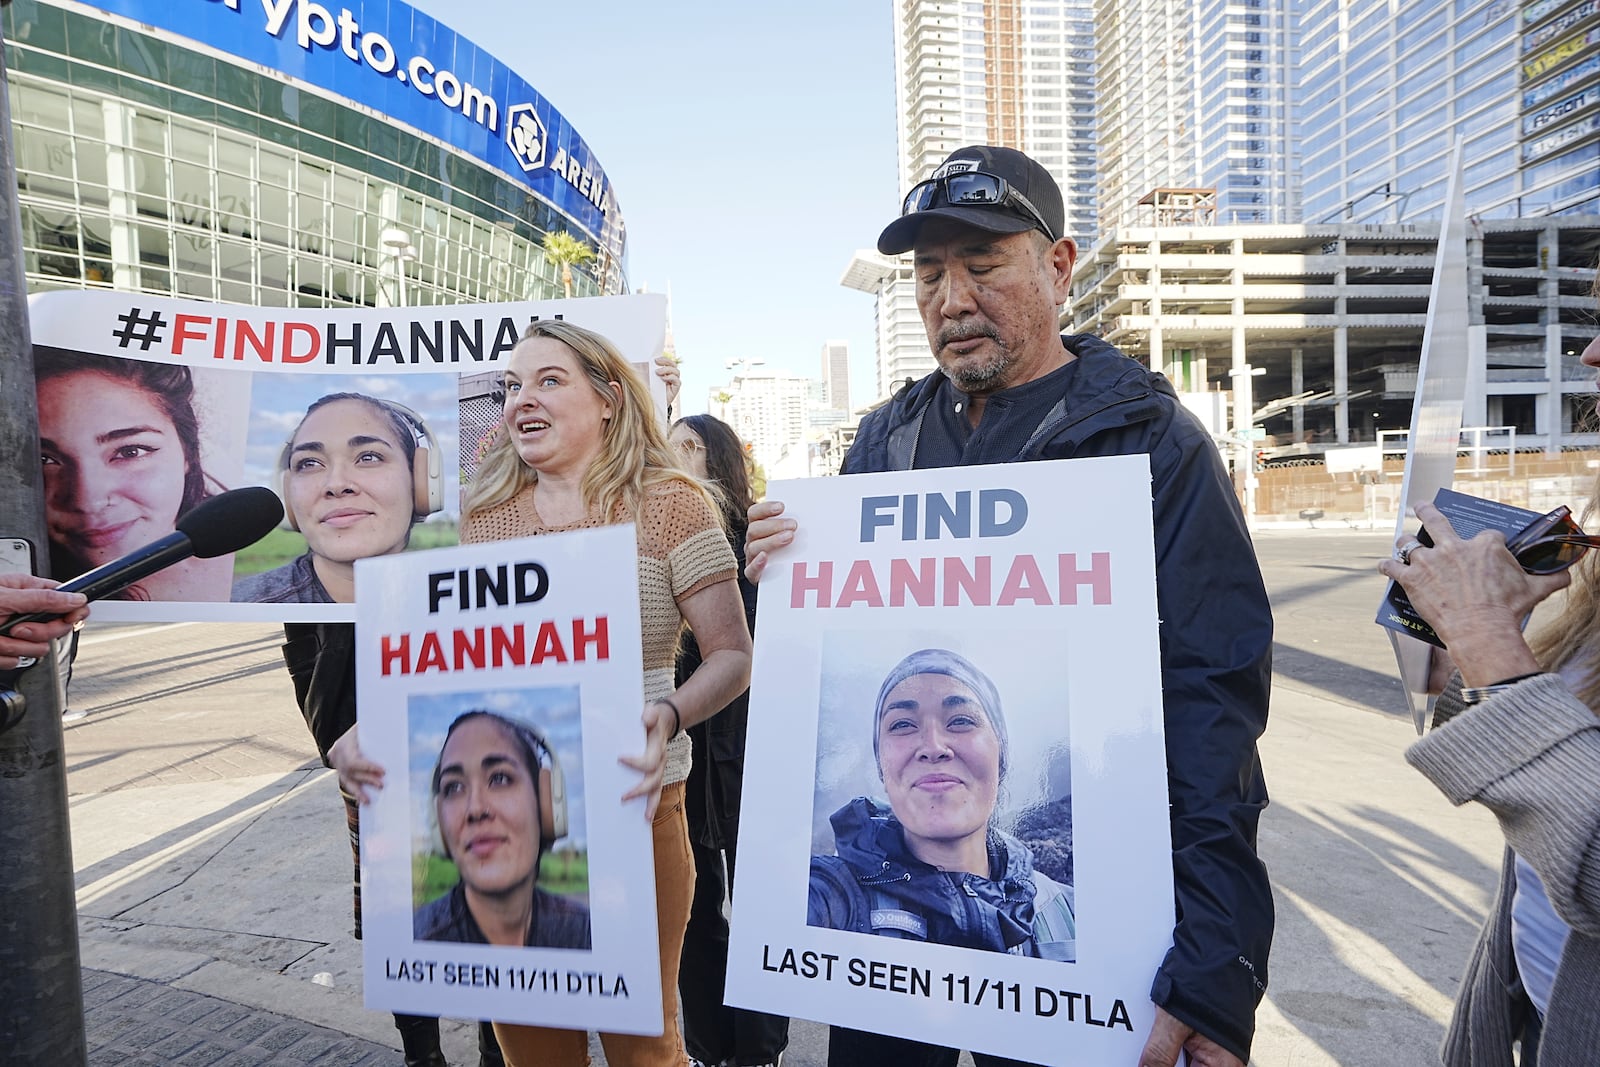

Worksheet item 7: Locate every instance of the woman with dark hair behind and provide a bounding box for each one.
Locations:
[35,347,228,601]
[272,391,495,1064]
[668,414,789,1067]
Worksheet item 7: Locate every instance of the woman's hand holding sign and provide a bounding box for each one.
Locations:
[327,723,386,804]
[744,499,796,584]
[622,578,753,819]
[620,699,674,820]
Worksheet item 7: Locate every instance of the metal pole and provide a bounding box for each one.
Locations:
[0,9,89,1063]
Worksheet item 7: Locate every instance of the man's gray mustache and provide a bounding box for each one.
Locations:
[937,324,999,350]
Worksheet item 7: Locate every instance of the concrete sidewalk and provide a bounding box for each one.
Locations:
[81,967,395,1066]
[59,602,1501,1066]
[64,622,490,1066]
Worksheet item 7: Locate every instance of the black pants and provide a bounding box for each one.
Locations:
[680,834,789,1064]
[827,1027,1045,1067]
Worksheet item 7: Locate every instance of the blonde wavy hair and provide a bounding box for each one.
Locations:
[464,319,718,524]
[1528,266,1600,708]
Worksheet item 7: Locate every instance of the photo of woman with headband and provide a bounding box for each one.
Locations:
[808,647,1076,963]
[232,392,443,603]
[35,347,240,601]
[413,708,591,951]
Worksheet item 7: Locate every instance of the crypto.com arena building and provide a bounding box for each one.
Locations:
[3,0,626,306]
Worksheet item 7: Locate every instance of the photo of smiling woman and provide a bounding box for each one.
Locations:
[35,348,240,602]
[413,708,592,950]
[232,392,442,603]
[808,647,1076,962]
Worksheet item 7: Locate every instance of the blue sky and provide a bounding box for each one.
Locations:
[407,1,899,415]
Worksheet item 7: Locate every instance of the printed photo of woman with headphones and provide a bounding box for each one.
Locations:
[409,689,591,950]
[233,388,449,603]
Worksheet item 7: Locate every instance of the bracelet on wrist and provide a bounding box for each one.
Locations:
[1460,672,1544,706]
[654,697,682,738]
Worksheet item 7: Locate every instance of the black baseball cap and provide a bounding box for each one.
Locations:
[877,145,1065,256]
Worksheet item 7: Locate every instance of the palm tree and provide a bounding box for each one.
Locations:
[745,445,768,501]
[542,231,596,299]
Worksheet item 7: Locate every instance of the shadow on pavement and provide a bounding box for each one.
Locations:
[1259,800,1496,1066]
[67,736,318,786]
[72,770,315,908]
[1271,641,1407,715]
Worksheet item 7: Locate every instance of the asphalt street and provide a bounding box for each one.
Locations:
[46,527,1502,1066]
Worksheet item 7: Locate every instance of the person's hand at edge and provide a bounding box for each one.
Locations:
[744,499,796,583]
[327,724,386,804]
[1138,1007,1244,1067]
[0,575,88,669]
[619,699,672,820]
[654,355,681,411]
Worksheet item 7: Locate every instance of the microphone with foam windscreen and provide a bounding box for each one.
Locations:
[0,486,284,635]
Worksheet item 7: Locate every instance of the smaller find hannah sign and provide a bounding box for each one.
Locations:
[353,526,664,1035]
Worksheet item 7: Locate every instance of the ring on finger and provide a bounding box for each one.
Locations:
[1395,538,1424,565]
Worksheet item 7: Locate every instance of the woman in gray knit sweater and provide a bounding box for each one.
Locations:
[1379,303,1600,1066]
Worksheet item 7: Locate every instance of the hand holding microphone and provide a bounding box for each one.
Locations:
[0,576,88,668]
[0,486,284,638]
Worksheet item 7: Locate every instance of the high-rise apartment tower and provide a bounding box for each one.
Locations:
[821,341,851,412]
[847,0,1098,404]
[1095,0,1298,232]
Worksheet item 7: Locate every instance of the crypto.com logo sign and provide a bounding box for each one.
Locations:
[504,104,547,173]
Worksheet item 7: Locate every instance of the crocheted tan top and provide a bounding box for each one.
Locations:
[460,478,736,785]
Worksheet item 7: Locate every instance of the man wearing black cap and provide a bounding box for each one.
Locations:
[748,145,1273,1067]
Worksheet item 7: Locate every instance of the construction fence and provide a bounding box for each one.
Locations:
[1254,450,1600,524]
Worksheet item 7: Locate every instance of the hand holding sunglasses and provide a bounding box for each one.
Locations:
[1380,501,1563,693]
[1501,505,1600,574]
[1381,501,1573,648]
[1409,503,1600,576]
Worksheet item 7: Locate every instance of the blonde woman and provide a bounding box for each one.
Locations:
[463,320,752,1067]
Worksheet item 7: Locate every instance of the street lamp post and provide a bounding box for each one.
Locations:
[1230,365,1266,519]
[378,227,416,308]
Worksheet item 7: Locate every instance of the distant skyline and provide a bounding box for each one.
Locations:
[406,1,898,416]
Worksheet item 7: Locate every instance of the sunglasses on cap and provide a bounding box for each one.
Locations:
[900,170,1056,243]
[1502,505,1600,575]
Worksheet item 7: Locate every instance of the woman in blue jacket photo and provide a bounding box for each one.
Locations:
[807,647,1075,962]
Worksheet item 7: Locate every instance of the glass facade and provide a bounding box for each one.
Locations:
[1093,0,1199,234]
[3,0,623,307]
[1518,0,1600,216]
[1295,0,1600,223]
[1195,0,1299,224]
